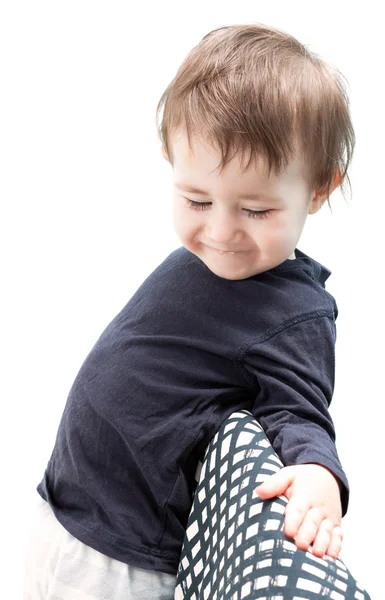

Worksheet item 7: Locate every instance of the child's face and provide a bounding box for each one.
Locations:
[165,132,324,280]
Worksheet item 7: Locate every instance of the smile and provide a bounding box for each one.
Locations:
[210,246,238,254]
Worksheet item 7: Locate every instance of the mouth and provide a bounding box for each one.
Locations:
[210,246,239,254]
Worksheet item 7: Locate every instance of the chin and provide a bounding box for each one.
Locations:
[205,261,258,281]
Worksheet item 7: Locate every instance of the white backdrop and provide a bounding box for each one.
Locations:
[1,2,382,598]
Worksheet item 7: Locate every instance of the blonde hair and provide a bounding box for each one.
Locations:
[156,23,355,204]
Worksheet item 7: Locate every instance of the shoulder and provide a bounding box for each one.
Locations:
[258,249,338,321]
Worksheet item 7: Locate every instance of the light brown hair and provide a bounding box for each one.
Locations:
[156,23,355,204]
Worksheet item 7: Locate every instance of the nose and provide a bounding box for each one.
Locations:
[206,209,242,245]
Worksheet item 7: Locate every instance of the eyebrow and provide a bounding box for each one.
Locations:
[175,183,277,201]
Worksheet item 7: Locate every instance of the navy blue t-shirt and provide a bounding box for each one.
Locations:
[37,247,349,575]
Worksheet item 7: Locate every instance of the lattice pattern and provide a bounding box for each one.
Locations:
[175,411,370,600]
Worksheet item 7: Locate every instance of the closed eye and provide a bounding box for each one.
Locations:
[184,198,273,220]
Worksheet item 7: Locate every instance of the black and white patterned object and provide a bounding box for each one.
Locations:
[174,410,370,600]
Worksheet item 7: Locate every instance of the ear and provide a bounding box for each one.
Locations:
[308,169,342,215]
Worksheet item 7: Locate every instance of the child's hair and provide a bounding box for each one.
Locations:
[156,23,355,205]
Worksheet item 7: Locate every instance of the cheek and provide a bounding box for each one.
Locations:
[259,214,296,247]
[172,201,197,239]
[172,195,184,224]
[259,217,285,241]
[172,206,184,238]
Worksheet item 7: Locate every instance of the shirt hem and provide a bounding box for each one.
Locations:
[36,487,180,576]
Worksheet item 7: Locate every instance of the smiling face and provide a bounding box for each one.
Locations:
[164,132,328,280]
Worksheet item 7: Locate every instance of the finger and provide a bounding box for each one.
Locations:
[283,495,311,539]
[326,525,343,559]
[293,507,324,552]
[311,518,334,558]
[255,467,295,499]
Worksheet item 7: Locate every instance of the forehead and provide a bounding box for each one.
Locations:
[171,132,309,189]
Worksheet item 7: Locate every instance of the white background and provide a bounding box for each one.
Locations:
[1,2,382,598]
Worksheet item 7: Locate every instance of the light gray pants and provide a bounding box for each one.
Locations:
[23,494,177,600]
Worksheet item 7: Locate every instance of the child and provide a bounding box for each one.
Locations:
[25,22,358,599]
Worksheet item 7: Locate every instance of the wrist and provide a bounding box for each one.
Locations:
[306,462,343,492]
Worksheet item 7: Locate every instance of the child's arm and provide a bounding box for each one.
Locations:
[242,312,349,558]
[255,463,343,558]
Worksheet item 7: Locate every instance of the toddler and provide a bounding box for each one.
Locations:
[25,22,358,599]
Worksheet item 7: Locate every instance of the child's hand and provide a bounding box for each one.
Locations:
[255,463,343,559]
